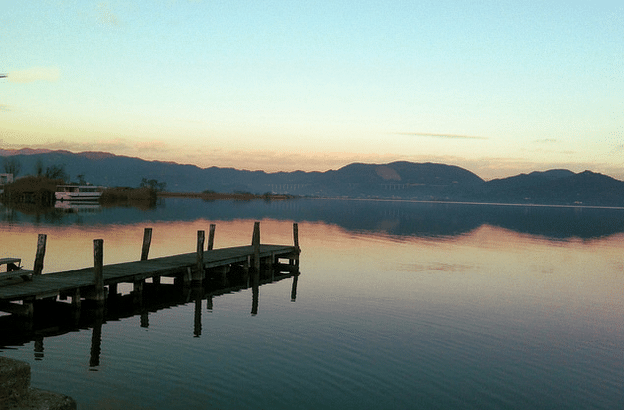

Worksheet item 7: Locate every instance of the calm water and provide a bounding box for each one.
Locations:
[1,198,623,409]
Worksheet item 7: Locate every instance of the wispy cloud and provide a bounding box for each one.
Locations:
[42,138,131,153]
[7,67,60,83]
[134,140,170,152]
[395,132,488,140]
[96,2,120,26]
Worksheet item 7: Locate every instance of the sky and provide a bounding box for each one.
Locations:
[1,0,623,180]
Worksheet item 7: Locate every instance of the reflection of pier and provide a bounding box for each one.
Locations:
[0,265,300,368]
[0,222,300,318]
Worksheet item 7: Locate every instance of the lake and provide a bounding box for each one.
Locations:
[1,198,623,409]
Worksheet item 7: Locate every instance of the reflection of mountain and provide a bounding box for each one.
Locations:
[2,198,623,240]
[2,150,623,206]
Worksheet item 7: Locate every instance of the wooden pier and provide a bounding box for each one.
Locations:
[0,222,300,317]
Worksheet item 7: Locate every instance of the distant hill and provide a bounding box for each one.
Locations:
[1,149,623,206]
[473,169,624,206]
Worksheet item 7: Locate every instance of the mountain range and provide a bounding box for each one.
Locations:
[1,149,623,207]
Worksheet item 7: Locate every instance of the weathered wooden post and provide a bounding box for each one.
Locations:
[140,228,152,261]
[141,227,159,284]
[33,234,47,276]
[208,224,216,251]
[292,223,300,267]
[194,230,205,281]
[93,239,105,303]
[72,288,81,310]
[293,223,299,250]
[252,222,260,272]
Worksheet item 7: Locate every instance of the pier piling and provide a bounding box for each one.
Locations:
[252,222,260,272]
[208,224,216,251]
[0,224,300,318]
[33,234,47,276]
[141,228,152,261]
[93,239,105,303]
[195,230,205,282]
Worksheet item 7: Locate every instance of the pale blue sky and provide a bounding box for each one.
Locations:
[1,0,623,179]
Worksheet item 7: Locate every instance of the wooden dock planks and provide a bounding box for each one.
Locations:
[0,244,298,303]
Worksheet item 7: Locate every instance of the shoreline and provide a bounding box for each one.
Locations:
[157,192,297,201]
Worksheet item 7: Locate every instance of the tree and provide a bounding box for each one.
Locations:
[2,157,21,177]
[45,164,68,181]
[35,160,44,177]
[140,178,166,192]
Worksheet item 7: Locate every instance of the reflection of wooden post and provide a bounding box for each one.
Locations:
[93,239,105,303]
[140,311,149,328]
[140,228,152,261]
[90,306,104,368]
[33,234,47,276]
[291,273,299,302]
[34,336,44,360]
[193,287,203,337]
[195,230,205,281]
[208,224,216,250]
[252,222,260,272]
[251,272,259,315]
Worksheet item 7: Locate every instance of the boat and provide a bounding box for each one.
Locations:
[55,185,104,202]
[0,257,33,284]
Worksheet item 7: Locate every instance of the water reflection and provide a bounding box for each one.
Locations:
[0,266,300,369]
[2,198,623,240]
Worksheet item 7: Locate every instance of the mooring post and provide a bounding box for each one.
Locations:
[252,222,260,272]
[195,230,205,281]
[33,234,47,276]
[72,288,81,310]
[141,228,152,261]
[292,222,300,267]
[293,223,299,250]
[93,239,105,303]
[208,224,216,251]
[141,228,160,284]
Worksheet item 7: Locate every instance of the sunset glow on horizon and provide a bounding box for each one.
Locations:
[1,1,622,180]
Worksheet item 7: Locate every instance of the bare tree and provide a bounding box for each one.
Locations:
[45,164,68,181]
[2,157,21,177]
[35,160,44,177]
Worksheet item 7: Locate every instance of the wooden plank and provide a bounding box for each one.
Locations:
[0,244,298,303]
